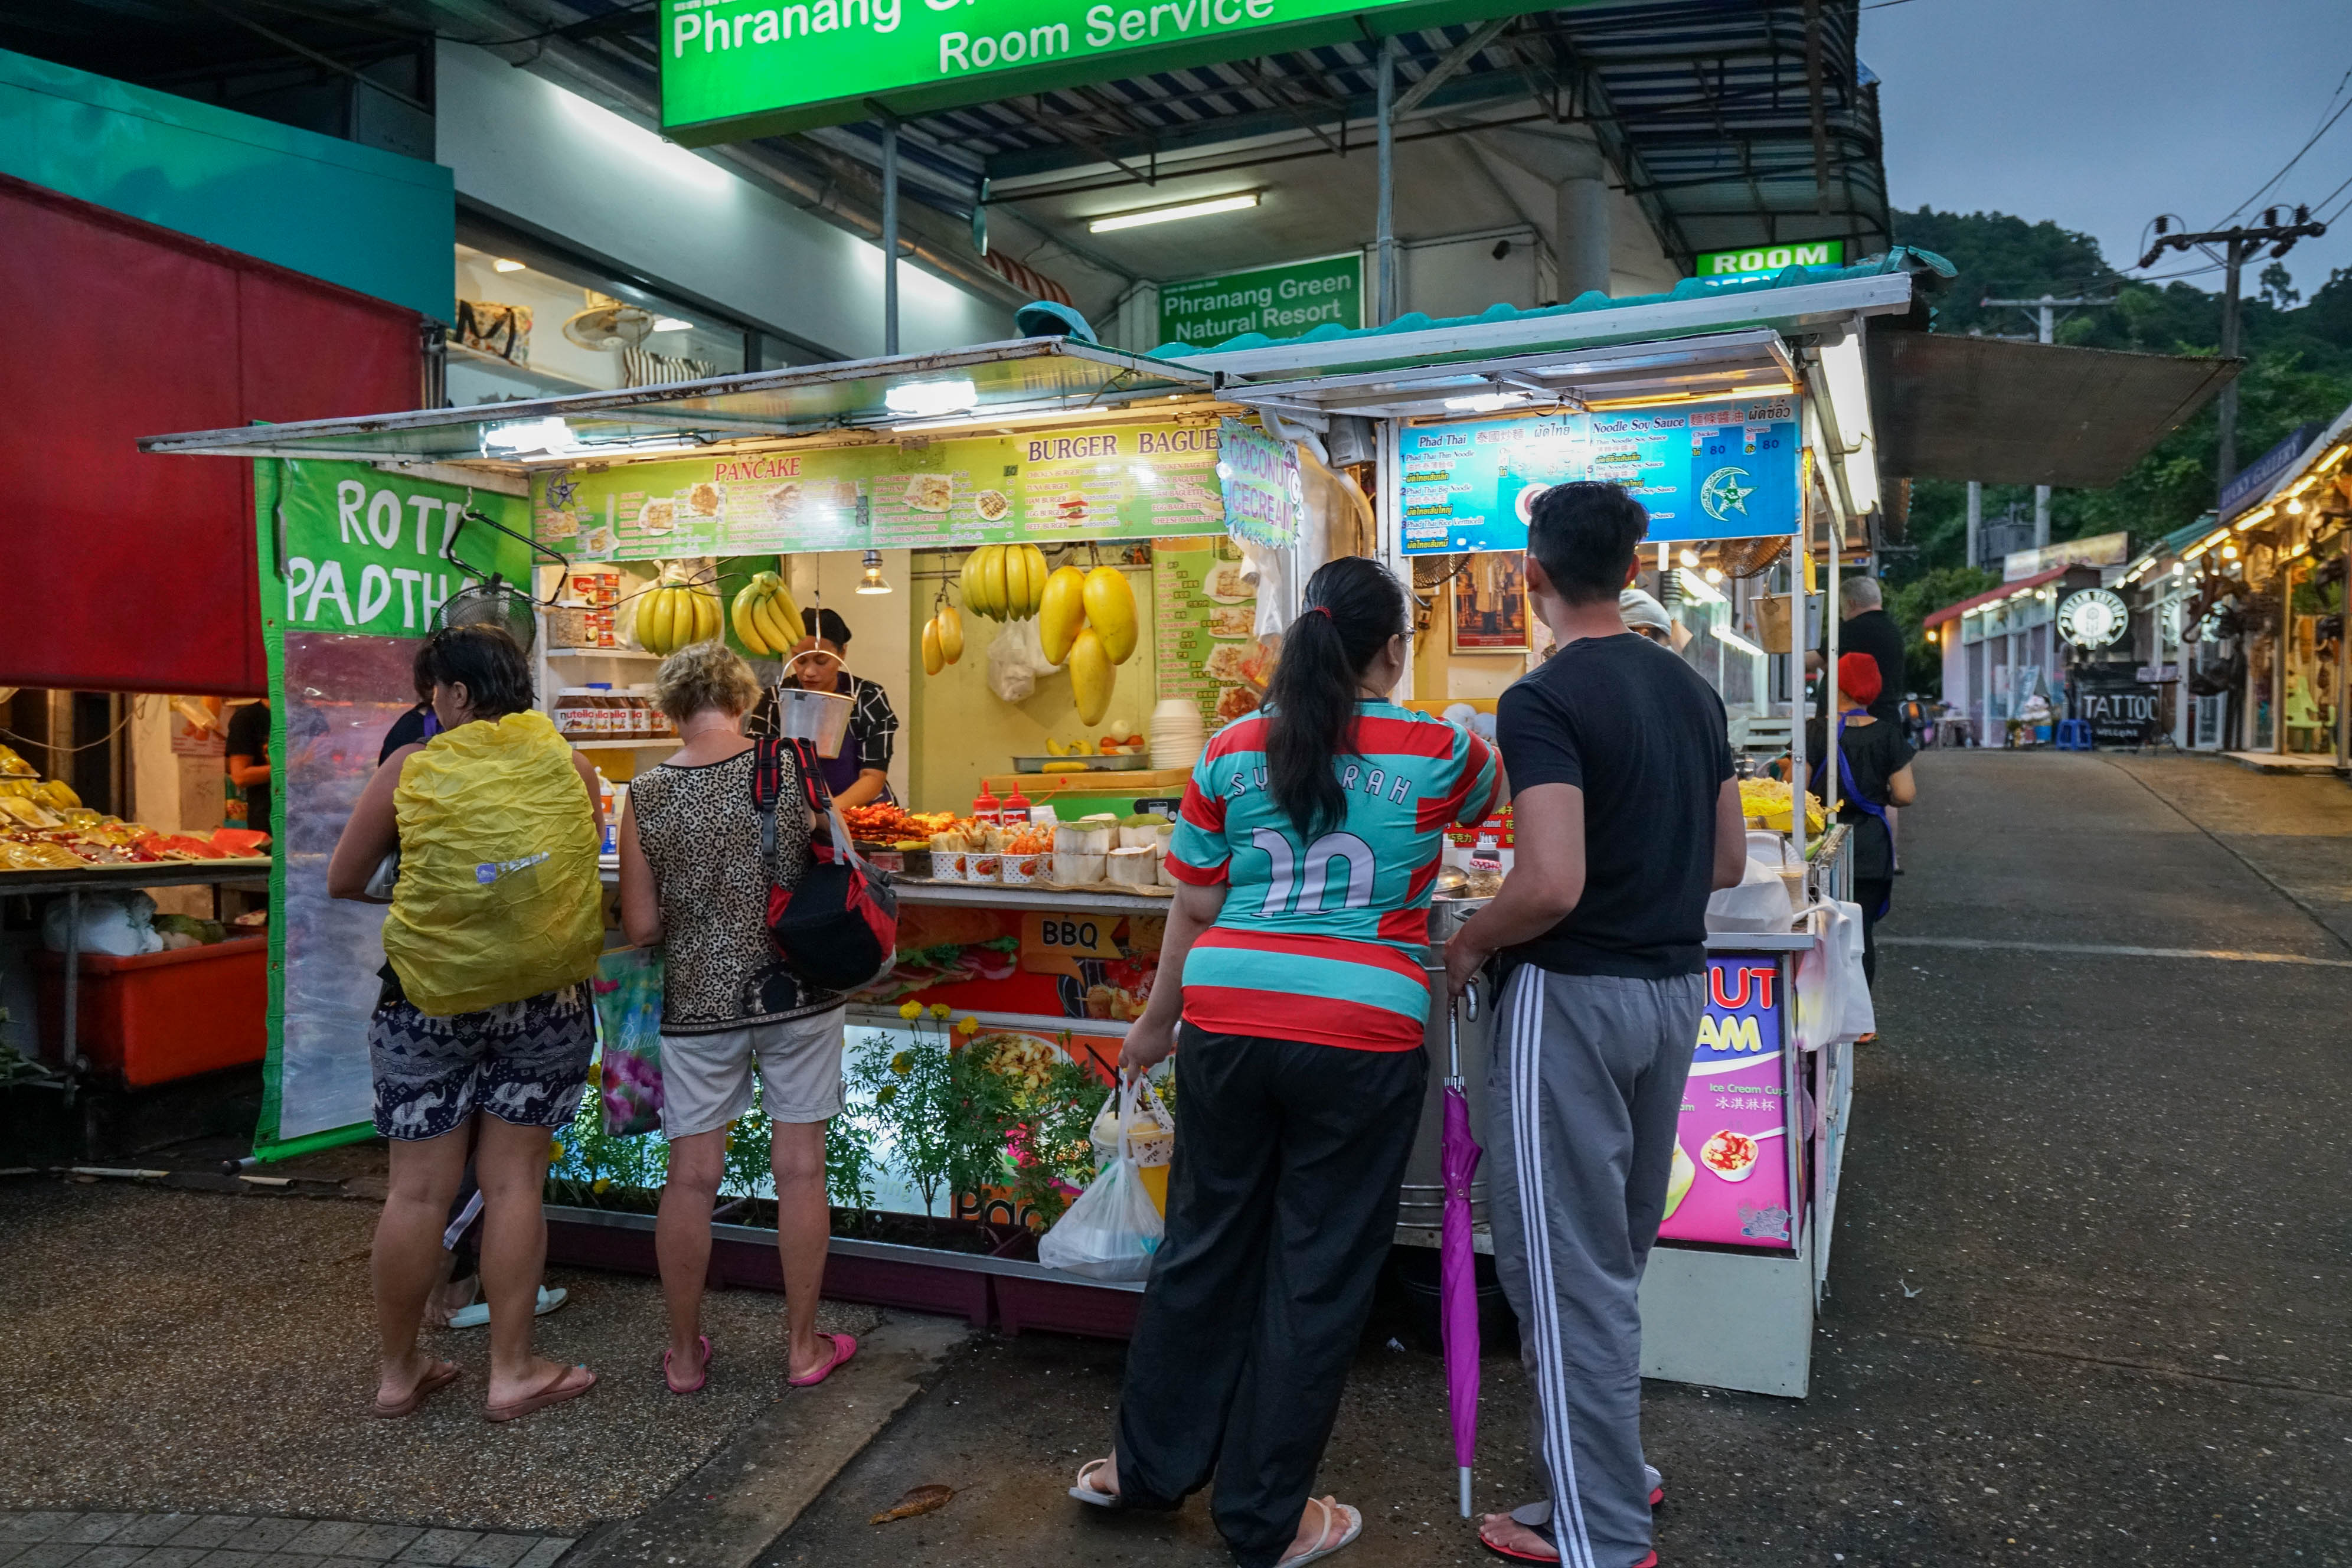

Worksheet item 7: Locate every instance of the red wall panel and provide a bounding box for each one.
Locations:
[1,175,423,697]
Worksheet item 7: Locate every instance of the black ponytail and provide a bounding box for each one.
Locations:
[1265,557,1409,842]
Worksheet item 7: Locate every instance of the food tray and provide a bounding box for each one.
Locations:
[1010,753,1151,772]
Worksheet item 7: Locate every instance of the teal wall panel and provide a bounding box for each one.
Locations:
[0,47,452,323]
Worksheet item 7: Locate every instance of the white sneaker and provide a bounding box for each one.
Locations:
[445,1286,567,1328]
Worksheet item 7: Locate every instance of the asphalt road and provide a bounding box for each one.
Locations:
[756,750,2351,1568]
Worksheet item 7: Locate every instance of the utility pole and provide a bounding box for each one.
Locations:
[1966,480,1982,571]
[1375,37,1399,324]
[1982,293,2114,548]
[2138,205,2327,493]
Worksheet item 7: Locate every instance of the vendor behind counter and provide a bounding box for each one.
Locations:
[754,608,899,809]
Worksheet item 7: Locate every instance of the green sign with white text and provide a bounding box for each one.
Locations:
[1156,254,1361,349]
[1691,240,1846,279]
[659,0,1557,141]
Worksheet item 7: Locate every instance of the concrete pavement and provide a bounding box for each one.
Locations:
[5,751,2343,1566]
[753,750,2351,1567]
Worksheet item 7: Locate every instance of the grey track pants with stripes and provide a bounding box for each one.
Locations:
[1488,963,1703,1568]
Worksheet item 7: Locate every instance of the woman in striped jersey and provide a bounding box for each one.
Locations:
[1066,556,1500,1567]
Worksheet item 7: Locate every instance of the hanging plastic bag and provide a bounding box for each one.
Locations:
[380,710,604,1017]
[985,615,1057,704]
[592,945,666,1137]
[1792,899,1876,1052]
[1040,1072,1166,1280]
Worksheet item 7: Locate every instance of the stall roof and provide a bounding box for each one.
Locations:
[1161,251,1933,374]
[1868,332,2241,490]
[136,338,1213,468]
[1922,565,2072,628]
[1164,261,1929,423]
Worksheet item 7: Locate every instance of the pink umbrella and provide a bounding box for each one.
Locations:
[1440,981,1484,1518]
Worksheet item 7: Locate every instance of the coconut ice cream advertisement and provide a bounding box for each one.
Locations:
[1658,956,1796,1250]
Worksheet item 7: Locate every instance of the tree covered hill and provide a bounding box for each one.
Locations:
[1877,207,2352,690]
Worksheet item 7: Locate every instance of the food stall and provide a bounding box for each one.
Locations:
[142,254,1909,1390]
[0,745,273,1129]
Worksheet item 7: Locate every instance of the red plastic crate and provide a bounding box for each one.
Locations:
[36,936,267,1088]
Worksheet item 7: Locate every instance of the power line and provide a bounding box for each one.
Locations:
[2219,92,2352,227]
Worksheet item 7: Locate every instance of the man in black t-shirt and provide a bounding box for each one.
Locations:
[1445,482,1745,1568]
[224,700,272,836]
[1809,575,1905,726]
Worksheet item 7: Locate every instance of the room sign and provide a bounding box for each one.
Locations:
[660,0,1545,142]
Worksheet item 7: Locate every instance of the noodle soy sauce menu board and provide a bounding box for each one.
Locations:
[1400,396,1801,554]
[533,422,1228,561]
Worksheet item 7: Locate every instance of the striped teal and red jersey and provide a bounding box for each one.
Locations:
[1164,700,1499,1051]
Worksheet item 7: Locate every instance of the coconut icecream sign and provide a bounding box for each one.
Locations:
[659,0,1556,141]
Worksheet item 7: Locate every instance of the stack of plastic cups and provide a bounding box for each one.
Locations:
[1149,697,1207,773]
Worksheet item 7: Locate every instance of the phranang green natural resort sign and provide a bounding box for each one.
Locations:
[659,0,1564,142]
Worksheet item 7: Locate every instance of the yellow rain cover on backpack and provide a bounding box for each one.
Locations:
[381,710,603,1017]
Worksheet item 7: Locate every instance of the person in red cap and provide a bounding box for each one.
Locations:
[1807,649,1918,987]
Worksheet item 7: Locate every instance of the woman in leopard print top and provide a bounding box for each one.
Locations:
[617,642,857,1393]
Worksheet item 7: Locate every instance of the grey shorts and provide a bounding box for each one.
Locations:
[369,984,595,1142]
[658,1007,846,1139]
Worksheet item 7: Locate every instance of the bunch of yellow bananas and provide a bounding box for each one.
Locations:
[958,543,1048,620]
[920,602,965,675]
[1037,564,1138,726]
[729,570,805,658]
[634,576,723,656]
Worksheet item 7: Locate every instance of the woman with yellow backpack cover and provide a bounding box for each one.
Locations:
[329,625,606,1423]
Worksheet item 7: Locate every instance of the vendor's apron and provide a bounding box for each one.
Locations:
[815,675,895,805]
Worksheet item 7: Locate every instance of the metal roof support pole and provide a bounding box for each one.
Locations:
[881,119,902,355]
[1376,37,1399,325]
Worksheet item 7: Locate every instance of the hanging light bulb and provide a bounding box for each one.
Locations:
[2220,544,2239,560]
[1678,547,1700,569]
[1704,566,1725,584]
[855,548,891,594]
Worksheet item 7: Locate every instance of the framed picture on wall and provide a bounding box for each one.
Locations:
[1450,550,1531,654]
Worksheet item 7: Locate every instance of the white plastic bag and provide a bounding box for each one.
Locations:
[1040,1073,1166,1280]
[985,614,1057,704]
[1792,899,1876,1051]
[42,891,163,956]
[1088,1073,1173,1175]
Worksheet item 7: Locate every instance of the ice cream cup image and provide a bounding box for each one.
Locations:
[1698,1128,1761,1182]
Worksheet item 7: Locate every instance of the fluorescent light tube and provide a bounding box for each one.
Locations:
[1089,193,1260,233]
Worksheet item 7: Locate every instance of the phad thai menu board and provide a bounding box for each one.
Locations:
[1657,953,1798,1251]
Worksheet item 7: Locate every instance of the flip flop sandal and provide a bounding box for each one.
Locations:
[664,1335,713,1394]
[485,1363,596,1423]
[1278,1498,1362,1567]
[373,1359,460,1419]
[1478,1516,1560,1564]
[1069,1457,1122,1508]
[1476,1524,1653,1568]
[785,1332,857,1389]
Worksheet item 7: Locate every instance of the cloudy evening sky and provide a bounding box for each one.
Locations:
[1865,0,2352,299]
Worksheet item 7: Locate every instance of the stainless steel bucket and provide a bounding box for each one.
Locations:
[773,651,855,759]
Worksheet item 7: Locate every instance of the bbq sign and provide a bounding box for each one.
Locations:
[1659,955,1796,1252]
[659,0,1542,141]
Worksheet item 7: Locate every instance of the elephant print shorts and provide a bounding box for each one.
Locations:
[368,983,596,1142]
